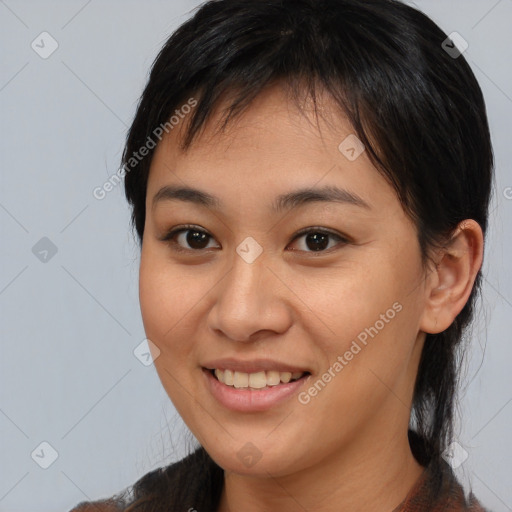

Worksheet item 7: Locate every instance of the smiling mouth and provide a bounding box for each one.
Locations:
[208,368,310,390]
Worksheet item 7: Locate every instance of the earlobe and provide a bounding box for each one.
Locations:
[419,220,484,334]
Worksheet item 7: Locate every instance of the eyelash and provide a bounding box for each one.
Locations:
[160,224,350,255]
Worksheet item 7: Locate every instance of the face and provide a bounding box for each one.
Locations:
[139,84,429,478]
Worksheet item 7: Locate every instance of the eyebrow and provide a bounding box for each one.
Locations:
[151,184,371,212]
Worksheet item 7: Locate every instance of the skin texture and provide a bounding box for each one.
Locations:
[139,84,484,512]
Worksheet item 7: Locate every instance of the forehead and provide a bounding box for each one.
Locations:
[146,85,400,216]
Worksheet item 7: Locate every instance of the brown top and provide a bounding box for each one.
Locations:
[392,460,489,512]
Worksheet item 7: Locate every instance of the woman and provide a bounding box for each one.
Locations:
[71,0,494,510]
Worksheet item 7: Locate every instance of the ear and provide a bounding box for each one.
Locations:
[419,219,484,334]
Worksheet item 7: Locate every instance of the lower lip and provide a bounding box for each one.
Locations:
[202,368,310,412]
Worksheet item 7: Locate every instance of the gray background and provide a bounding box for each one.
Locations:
[0,1,510,511]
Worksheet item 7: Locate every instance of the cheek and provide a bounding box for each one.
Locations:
[308,250,421,371]
[301,263,397,343]
[138,253,205,412]
[138,251,197,354]
[138,248,227,369]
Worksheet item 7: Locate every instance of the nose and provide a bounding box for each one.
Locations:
[207,249,293,342]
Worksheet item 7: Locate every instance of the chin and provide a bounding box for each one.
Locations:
[203,439,302,478]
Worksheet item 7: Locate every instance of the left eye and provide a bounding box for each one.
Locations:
[288,229,348,253]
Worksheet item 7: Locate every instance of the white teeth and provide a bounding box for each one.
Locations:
[266,370,280,386]
[224,369,234,386]
[248,371,267,389]
[233,371,249,388]
[280,372,292,383]
[212,369,306,389]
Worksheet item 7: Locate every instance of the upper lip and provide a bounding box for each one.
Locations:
[202,358,310,374]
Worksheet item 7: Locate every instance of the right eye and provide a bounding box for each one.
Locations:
[161,225,220,253]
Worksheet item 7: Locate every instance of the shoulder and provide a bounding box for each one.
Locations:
[68,498,125,512]
[438,462,492,512]
[68,446,223,511]
[425,462,492,512]
[445,486,492,512]
[405,432,492,512]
